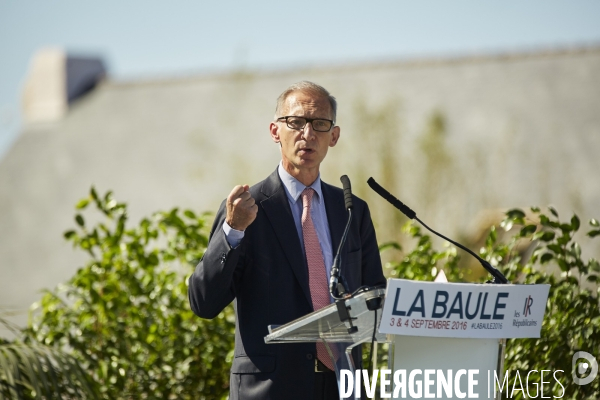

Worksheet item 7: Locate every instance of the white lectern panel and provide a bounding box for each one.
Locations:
[391,336,502,399]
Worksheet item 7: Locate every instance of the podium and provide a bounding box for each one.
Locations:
[265,279,549,399]
[265,288,387,374]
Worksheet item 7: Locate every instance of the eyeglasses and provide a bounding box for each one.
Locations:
[276,116,334,132]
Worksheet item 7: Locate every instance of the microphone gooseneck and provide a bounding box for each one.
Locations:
[330,175,354,299]
[367,177,509,284]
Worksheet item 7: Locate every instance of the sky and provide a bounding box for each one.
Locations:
[1,0,600,158]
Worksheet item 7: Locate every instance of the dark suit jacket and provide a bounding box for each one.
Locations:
[188,168,385,400]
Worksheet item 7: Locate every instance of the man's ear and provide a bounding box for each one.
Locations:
[329,126,340,147]
[269,122,280,143]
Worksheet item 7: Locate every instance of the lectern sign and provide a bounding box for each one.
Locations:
[379,279,549,339]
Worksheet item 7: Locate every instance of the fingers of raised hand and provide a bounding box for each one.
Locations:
[226,185,257,231]
[228,185,246,203]
[234,190,252,204]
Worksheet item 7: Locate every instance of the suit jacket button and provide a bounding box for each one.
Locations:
[220,253,227,264]
[306,354,313,360]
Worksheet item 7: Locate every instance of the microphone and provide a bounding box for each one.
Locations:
[367,177,509,284]
[330,175,354,298]
[340,175,354,210]
[367,178,415,219]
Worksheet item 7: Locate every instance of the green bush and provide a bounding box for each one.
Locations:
[383,207,600,399]
[26,188,234,399]
[0,340,95,399]
[22,188,599,399]
[485,208,600,399]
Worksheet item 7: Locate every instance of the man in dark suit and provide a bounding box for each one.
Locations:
[188,81,385,400]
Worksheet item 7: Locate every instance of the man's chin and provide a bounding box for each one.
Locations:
[295,158,319,168]
[283,155,321,171]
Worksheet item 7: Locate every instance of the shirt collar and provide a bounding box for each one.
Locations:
[278,162,323,204]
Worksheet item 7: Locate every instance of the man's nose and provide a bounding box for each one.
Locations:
[301,122,316,140]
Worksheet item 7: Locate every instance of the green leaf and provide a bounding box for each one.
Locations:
[557,233,573,246]
[548,206,558,217]
[90,186,99,201]
[76,198,90,209]
[533,231,555,242]
[540,253,554,264]
[530,206,540,213]
[571,214,581,231]
[559,223,573,234]
[75,214,85,227]
[486,226,498,247]
[547,245,562,256]
[566,276,579,286]
[590,218,599,227]
[64,230,76,239]
[506,208,526,219]
[520,224,537,237]
[571,242,582,258]
[538,214,559,228]
[500,219,513,232]
[557,259,569,271]
[588,229,600,238]
[184,210,197,219]
[379,241,402,252]
[147,253,159,266]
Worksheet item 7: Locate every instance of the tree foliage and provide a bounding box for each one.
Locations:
[25,188,234,399]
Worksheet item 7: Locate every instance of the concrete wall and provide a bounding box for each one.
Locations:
[1,48,599,337]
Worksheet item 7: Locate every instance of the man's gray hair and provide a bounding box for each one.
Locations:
[275,81,337,122]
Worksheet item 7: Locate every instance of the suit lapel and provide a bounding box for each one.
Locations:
[260,170,313,308]
[322,181,347,269]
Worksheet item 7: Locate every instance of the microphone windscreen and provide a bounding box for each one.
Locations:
[340,175,353,209]
[367,177,416,219]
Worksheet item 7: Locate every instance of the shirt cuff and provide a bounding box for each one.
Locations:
[222,221,245,248]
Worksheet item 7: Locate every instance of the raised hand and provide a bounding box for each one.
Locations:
[225,185,258,231]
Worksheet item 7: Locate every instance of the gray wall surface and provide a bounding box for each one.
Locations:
[1,48,599,337]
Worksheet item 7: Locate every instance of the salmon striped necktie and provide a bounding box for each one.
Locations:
[301,187,335,371]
